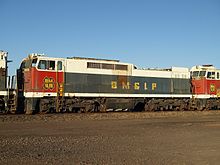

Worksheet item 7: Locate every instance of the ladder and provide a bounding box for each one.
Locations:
[7,89,17,113]
[56,83,64,112]
[55,61,65,113]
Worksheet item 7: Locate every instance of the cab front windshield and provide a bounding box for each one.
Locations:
[20,58,38,69]
[192,71,206,78]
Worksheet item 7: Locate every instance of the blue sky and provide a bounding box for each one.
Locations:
[1,0,220,76]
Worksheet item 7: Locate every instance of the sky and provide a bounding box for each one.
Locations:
[1,0,220,76]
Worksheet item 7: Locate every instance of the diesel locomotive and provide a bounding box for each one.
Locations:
[1,51,220,114]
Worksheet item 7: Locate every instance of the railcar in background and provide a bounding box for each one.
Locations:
[0,51,8,111]
[17,53,195,114]
[0,51,16,113]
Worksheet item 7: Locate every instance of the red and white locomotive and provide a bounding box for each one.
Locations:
[14,53,220,114]
[190,65,220,109]
[191,65,220,97]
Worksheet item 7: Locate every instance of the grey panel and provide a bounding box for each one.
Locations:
[65,73,191,95]
[172,79,191,94]
[0,68,6,91]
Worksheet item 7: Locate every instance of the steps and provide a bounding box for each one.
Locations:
[7,89,17,113]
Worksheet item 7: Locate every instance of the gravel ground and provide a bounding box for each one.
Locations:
[0,111,220,165]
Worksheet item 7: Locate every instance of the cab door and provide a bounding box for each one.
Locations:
[56,60,65,96]
[34,59,64,96]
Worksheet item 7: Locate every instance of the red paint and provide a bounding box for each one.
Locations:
[192,77,220,95]
[23,67,64,93]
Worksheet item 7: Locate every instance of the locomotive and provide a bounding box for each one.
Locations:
[1,51,220,114]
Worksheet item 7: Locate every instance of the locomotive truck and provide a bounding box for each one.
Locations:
[1,51,220,114]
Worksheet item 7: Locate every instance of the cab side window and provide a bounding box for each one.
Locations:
[48,61,55,70]
[57,61,62,70]
[217,72,220,79]
[207,72,215,79]
[38,60,55,70]
[38,60,47,70]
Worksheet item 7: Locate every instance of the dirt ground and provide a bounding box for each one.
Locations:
[0,111,220,165]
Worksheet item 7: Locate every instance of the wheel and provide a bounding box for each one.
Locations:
[39,99,50,114]
[145,103,155,112]
[85,104,95,112]
[196,100,205,111]
[24,99,33,115]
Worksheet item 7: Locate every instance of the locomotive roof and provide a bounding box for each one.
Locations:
[67,57,120,62]
[191,65,218,71]
[29,54,121,63]
[26,53,206,73]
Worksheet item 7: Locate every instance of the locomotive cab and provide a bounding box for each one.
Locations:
[17,54,65,114]
[191,65,220,97]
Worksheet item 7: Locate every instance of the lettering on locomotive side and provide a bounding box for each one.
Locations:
[111,81,157,91]
[210,84,215,92]
[122,82,130,89]
[43,77,55,90]
[134,82,140,90]
[217,89,220,97]
[111,81,117,89]
[152,83,157,90]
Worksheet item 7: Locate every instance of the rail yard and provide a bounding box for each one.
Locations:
[0,111,220,164]
[0,51,220,164]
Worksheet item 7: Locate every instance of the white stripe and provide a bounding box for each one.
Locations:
[0,91,8,96]
[24,91,192,98]
[25,92,220,99]
[192,94,219,99]
[24,92,57,98]
[64,93,192,98]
